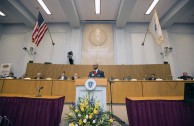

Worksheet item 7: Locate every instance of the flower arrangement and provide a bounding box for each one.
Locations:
[66,94,113,126]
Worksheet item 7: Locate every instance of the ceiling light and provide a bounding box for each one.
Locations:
[0,11,6,16]
[37,0,51,15]
[145,0,159,15]
[95,0,101,14]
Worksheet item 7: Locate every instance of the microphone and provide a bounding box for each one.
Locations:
[38,86,44,91]
[91,71,95,77]
[36,86,44,97]
[109,76,114,82]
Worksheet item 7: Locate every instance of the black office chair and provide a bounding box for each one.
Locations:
[0,116,13,126]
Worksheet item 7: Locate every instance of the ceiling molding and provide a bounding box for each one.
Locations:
[116,0,137,29]
[7,0,36,28]
[58,0,80,28]
[160,0,194,29]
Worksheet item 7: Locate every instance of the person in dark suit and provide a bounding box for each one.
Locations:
[6,72,17,79]
[58,71,67,80]
[178,72,193,80]
[88,64,105,78]
[148,74,156,80]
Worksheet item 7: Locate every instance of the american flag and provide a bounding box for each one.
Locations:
[32,12,48,46]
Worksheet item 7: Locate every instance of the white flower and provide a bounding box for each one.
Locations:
[78,114,81,117]
[75,124,78,126]
[92,120,96,124]
[83,119,87,123]
[85,115,88,119]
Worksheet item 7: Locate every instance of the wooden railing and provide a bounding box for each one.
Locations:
[1,79,193,103]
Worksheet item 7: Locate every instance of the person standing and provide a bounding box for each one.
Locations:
[88,64,105,78]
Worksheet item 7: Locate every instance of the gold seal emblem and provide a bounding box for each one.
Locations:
[89,29,107,46]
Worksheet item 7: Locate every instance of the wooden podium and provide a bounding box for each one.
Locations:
[75,78,107,110]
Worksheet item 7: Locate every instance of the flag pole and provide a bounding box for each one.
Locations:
[142,28,149,46]
[47,28,55,46]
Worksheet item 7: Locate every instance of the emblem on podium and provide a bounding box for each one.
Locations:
[85,79,96,90]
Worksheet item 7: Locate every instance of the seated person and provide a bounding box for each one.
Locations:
[34,73,44,79]
[71,73,79,80]
[148,74,156,80]
[0,74,6,78]
[58,71,67,80]
[178,72,193,80]
[123,76,131,80]
[88,64,105,78]
[6,72,17,79]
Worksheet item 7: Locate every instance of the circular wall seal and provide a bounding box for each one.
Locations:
[85,79,96,90]
[89,29,107,46]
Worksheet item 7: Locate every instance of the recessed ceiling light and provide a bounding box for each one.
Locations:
[145,0,159,15]
[37,0,51,15]
[95,0,101,14]
[0,11,6,16]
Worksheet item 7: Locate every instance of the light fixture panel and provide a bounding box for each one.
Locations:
[0,11,6,16]
[37,0,51,15]
[145,0,159,15]
[95,0,101,14]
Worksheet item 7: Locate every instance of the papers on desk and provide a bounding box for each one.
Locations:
[5,77,14,79]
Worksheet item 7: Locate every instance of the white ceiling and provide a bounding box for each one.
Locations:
[0,0,194,28]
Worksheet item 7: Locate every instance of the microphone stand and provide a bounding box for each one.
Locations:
[109,80,113,118]
[36,86,43,97]
[109,79,127,126]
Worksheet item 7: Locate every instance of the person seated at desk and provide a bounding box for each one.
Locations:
[6,72,17,79]
[178,72,193,80]
[88,64,105,78]
[123,76,131,80]
[148,74,156,80]
[71,73,79,80]
[58,71,67,80]
[34,73,44,79]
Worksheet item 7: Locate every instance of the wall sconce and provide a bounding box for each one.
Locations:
[160,47,173,56]
[23,47,37,55]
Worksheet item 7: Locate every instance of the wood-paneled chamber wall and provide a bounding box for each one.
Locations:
[26,63,171,80]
